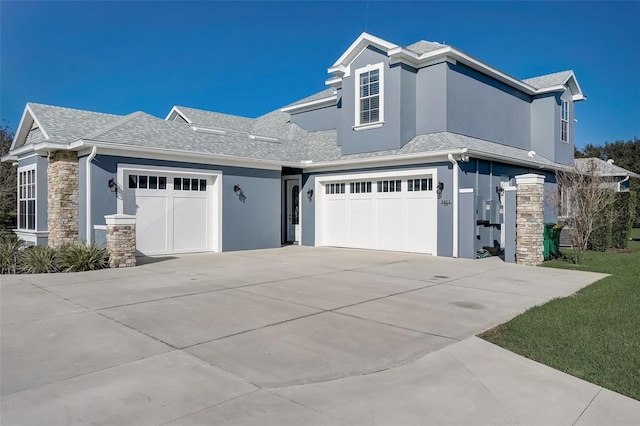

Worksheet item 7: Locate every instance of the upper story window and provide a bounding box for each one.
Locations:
[354,63,384,131]
[561,99,569,143]
[18,166,36,230]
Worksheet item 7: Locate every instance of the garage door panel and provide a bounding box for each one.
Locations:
[324,199,349,247]
[376,198,405,251]
[135,196,168,254]
[173,197,208,252]
[349,198,375,248]
[406,197,435,254]
[123,171,216,255]
[320,173,437,255]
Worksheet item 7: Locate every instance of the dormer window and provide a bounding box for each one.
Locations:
[561,99,569,143]
[354,63,384,131]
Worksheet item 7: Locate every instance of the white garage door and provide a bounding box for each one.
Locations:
[319,172,437,254]
[122,170,217,255]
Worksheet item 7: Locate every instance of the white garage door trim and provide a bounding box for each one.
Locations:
[116,164,222,254]
[314,168,438,255]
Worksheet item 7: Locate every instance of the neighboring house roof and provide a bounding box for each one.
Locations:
[574,158,640,178]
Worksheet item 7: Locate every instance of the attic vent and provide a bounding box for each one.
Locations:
[249,134,279,143]
[191,126,226,135]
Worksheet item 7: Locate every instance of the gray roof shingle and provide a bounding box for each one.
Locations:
[574,158,640,178]
[27,103,123,143]
[522,70,573,90]
[405,40,448,55]
[281,88,337,109]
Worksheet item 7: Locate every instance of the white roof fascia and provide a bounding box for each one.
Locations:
[165,106,192,123]
[328,32,398,74]
[301,148,468,172]
[280,95,338,113]
[81,140,284,170]
[324,76,342,87]
[0,154,18,163]
[448,49,537,95]
[465,149,560,171]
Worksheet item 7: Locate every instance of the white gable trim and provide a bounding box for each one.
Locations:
[328,32,398,76]
[165,106,192,123]
[10,105,50,151]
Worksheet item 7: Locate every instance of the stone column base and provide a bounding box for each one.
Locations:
[105,214,136,268]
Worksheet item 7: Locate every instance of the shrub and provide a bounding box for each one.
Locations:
[588,191,637,251]
[0,233,24,274]
[20,245,60,274]
[59,243,109,272]
[611,191,636,248]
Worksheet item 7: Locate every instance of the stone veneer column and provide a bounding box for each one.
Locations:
[105,214,137,268]
[47,150,79,247]
[515,173,545,266]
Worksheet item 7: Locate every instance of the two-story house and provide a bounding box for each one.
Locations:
[4,33,585,258]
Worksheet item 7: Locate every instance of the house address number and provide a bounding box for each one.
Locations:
[440,200,452,206]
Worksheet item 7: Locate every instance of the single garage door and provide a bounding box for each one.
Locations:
[122,170,217,255]
[319,172,437,254]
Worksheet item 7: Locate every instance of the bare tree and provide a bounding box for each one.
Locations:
[552,159,617,264]
[0,125,17,230]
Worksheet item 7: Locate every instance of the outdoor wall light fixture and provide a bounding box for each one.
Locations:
[233,184,242,195]
[307,189,313,202]
[496,185,505,201]
[436,181,444,198]
[108,178,117,193]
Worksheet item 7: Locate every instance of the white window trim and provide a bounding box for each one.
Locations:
[353,62,384,131]
[17,164,37,231]
[561,99,569,143]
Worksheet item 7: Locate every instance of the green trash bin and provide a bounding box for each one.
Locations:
[543,223,563,260]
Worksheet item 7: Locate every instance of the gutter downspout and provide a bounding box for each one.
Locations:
[86,146,97,243]
[448,154,459,258]
[618,175,629,192]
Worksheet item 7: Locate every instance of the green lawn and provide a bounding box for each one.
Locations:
[479,228,640,401]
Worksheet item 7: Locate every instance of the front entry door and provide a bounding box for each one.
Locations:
[285,178,301,243]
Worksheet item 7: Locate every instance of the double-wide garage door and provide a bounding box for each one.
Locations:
[319,171,437,254]
[122,169,217,255]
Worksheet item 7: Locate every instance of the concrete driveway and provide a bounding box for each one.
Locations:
[1,246,638,425]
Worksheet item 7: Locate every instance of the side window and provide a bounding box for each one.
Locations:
[561,99,569,143]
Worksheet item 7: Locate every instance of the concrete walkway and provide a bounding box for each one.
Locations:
[1,246,638,425]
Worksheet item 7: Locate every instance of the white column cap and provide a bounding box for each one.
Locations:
[105,214,136,226]
[515,173,545,185]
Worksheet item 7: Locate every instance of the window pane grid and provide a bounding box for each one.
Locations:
[358,68,381,125]
[18,169,36,230]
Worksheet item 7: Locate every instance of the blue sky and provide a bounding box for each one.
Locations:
[1,1,638,149]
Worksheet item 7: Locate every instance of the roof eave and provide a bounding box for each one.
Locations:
[280,95,338,114]
[301,148,468,171]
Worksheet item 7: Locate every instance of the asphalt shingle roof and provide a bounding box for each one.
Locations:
[405,40,448,55]
[281,88,337,109]
[574,158,639,178]
[27,103,122,143]
[522,70,573,90]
